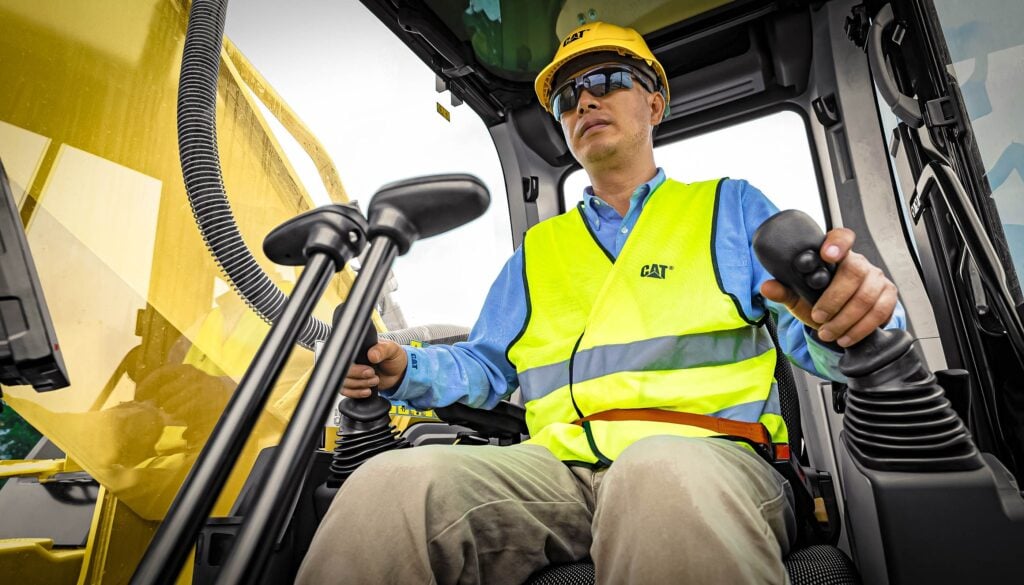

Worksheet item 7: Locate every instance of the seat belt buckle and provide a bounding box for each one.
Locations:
[774,443,791,461]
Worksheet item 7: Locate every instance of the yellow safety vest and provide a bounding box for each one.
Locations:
[508,178,787,465]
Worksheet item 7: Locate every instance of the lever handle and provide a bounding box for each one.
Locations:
[353,319,379,388]
[752,210,835,305]
[334,305,390,423]
[334,303,379,390]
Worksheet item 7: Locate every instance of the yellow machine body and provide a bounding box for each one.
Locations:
[0,1,357,582]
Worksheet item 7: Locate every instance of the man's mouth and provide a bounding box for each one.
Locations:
[578,119,611,138]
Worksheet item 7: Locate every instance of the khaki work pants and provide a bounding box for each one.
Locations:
[296,435,796,584]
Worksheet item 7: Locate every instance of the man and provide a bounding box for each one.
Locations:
[298,21,902,584]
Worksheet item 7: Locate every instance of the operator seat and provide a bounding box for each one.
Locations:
[528,545,858,585]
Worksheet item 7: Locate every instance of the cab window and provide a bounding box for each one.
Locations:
[561,111,827,229]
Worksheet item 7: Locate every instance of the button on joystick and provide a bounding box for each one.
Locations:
[794,249,820,274]
[807,268,831,290]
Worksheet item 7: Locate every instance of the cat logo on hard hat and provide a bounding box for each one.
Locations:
[562,29,590,47]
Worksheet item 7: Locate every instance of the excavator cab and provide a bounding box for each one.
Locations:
[1,1,1023,583]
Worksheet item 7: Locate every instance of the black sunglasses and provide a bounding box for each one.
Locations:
[549,64,656,119]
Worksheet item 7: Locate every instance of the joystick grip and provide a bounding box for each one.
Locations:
[752,210,834,305]
[335,304,380,391]
[353,319,379,370]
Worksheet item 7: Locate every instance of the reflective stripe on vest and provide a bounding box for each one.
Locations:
[507,178,787,464]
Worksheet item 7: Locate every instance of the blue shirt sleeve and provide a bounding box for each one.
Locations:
[379,249,524,410]
[718,179,906,382]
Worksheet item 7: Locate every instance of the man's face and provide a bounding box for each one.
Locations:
[556,61,664,168]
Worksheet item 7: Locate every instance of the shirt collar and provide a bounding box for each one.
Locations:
[582,167,666,214]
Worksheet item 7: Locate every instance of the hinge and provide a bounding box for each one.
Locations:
[844,4,870,49]
[522,176,539,203]
[924,95,960,128]
[908,187,928,223]
[812,94,841,128]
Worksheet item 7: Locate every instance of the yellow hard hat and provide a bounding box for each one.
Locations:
[535,21,670,114]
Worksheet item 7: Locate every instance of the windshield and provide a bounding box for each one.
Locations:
[424,0,735,81]
[226,2,513,327]
[931,0,1024,281]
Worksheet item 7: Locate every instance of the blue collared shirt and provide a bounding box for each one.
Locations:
[383,169,905,410]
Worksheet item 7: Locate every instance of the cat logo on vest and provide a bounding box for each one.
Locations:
[640,264,673,279]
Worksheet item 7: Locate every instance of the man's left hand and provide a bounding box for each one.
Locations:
[760,227,898,348]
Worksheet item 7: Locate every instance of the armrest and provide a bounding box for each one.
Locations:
[433,400,528,439]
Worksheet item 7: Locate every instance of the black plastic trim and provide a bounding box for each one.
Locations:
[710,178,760,326]
[576,202,615,263]
[503,243,532,371]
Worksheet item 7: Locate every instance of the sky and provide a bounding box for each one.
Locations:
[226,1,514,327]
[226,1,826,328]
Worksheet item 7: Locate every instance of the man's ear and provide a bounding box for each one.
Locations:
[649,91,667,125]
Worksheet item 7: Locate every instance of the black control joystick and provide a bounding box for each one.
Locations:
[326,309,409,488]
[753,210,981,472]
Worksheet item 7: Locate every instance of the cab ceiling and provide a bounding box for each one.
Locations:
[359,0,818,161]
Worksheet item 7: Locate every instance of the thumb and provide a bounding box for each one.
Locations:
[761,279,818,328]
[367,340,401,365]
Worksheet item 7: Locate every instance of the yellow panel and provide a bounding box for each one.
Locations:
[0,120,50,207]
[0,539,84,585]
[0,0,345,536]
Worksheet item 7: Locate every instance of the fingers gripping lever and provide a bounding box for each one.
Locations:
[752,210,905,368]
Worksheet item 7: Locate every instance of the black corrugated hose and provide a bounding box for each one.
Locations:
[178,0,329,349]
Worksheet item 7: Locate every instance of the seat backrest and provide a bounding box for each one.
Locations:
[765,315,805,463]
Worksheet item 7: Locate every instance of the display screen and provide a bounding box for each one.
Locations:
[0,159,68,391]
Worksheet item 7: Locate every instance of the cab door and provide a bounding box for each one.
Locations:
[864,0,1024,479]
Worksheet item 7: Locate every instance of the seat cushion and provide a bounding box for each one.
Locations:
[527,561,595,585]
[784,545,860,585]
[526,544,859,585]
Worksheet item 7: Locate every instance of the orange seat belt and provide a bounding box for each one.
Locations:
[572,408,790,461]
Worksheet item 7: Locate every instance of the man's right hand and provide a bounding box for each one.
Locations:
[342,339,407,398]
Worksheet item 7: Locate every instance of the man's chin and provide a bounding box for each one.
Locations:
[580,144,620,167]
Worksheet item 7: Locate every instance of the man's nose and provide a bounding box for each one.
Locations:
[576,88,601,113]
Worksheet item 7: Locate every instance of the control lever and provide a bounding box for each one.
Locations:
[336,309,388,426]
[751,209,846,353]
[753,210,980,472]
[217,174,490,584]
